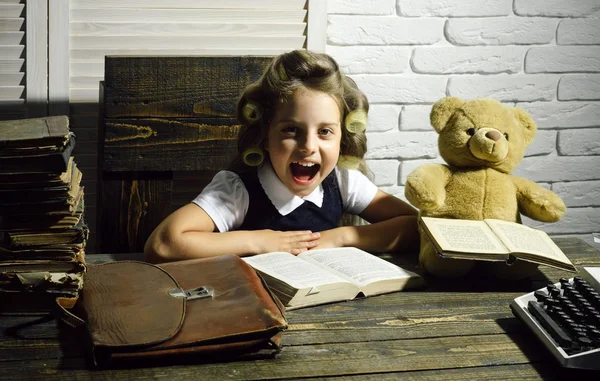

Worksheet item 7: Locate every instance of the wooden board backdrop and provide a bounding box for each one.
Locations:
[99,56,272,253]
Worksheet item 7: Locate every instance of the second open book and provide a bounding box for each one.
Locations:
[243,247,424,310]
[419,216,576,272]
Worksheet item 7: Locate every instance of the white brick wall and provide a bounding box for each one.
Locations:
[327,0,600,248]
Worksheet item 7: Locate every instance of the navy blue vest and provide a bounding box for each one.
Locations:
[238,170,343,232]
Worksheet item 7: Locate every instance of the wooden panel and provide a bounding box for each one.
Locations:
[103,56,272,118]
[70,35,305,50]
[307,0,327,52]
[69,88,99,102]
[0,85,23,99]
[69,75,102,88]
[0,31,23,44]
[70,47,291,61]
[102,118,239,172]
[0,17,24,31]
[69,61,104,77]
[0,3,23,120]
[0,4,23,18]
[171,170,217,208]
[0,45,23,58]
[0,99,25,120]
[0,72,23,86]
[48,0,69,116]
[0,59,23,71]
[25,0,47,118]
[73,153,97,170]
[69,102,98,115]
[70,8,307,23]
[99,173,173,253]
[72,0,307,9]
[70,22,306,36]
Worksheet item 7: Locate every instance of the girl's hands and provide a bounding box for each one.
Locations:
[253,230,320,255]
[310,228,347,250]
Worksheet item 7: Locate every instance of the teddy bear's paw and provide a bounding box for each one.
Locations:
[539,207,566,223]
[405,185,444,212]
[543,200,567,222]
[528,197,567,222]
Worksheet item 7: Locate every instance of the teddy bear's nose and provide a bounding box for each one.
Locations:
[485,130,502,141]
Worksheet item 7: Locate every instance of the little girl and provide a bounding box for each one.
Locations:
[144,50,418,262]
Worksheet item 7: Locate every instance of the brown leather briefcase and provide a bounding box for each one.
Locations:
[57,255,287,366]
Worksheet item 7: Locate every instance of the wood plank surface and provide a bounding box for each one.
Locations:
[0,333,588,380]
[102,118,239,171]
[1,239,600,379]
[103,56,272,118]
[98,174,173,253]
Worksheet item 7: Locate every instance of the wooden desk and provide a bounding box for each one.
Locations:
[2,237,599,380]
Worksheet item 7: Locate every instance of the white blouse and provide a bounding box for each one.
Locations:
[192,164,378,232]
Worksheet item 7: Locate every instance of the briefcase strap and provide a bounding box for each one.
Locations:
[53,295,84,327]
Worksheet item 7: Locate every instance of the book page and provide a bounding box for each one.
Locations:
[421,217,508,254]
[485,219,571,264]
[242,252,349,289]
[299,247,412,288]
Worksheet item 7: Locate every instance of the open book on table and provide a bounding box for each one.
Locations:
[242,247,424,310]
[419,216,576,272]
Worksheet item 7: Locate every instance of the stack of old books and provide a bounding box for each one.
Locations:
[0,116,87,312]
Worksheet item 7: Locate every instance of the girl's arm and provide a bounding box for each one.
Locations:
[317,190,419,253]
[143,203,320,263]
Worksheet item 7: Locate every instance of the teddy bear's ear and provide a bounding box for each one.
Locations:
[513,107,537,145]
[430,97,464,133]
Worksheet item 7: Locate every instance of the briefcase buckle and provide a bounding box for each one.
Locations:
[168,286,214,300]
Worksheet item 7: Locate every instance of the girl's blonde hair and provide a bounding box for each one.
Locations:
[230,50,370,174]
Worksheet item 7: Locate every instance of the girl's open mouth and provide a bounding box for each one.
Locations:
[290,162,320,183]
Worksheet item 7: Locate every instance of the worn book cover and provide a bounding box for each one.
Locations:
[0,116,69,146]
[0,196,84,232]
[0,157,74,189]
[0,245,85,261]
[0,185,83,216]
[3,219,88,248]
[0,160,81,202]
[0,270,83,295]
[0,134,75,174]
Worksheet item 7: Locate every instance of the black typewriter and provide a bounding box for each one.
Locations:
[510,267,600,369]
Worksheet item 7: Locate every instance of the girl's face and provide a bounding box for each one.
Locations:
[266,89,342,197]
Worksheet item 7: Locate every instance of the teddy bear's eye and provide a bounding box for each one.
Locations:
[467,128,476,136]
[504,133,509,140]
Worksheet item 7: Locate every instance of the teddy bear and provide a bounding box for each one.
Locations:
[405,97,566,279]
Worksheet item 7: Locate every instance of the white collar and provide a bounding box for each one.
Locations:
[257,163,324,216]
